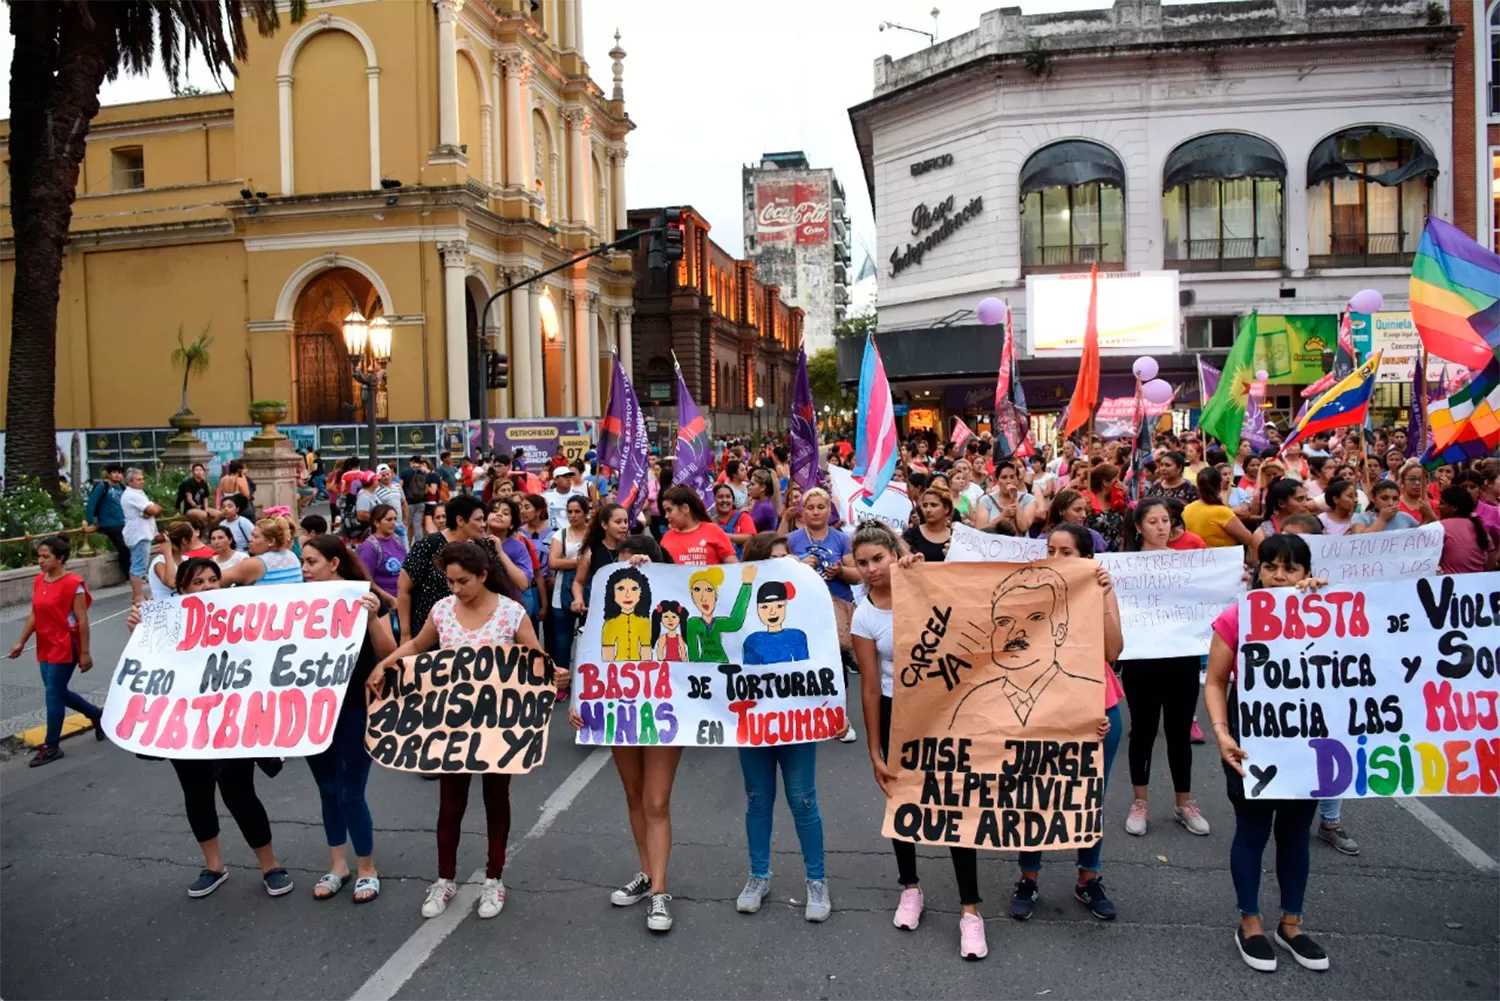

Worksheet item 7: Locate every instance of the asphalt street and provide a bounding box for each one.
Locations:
[1,668,1496,1001]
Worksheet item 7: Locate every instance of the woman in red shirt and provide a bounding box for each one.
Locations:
[659,485,738,567]
[6,535,101,766]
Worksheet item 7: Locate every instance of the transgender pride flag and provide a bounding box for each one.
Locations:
[852,335,898,500]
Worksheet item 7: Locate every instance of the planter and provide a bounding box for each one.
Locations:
[167,407,203,440]
[249,401,289,439]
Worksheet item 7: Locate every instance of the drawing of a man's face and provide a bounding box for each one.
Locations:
[758,600,787,630]
[988,572,1068,673]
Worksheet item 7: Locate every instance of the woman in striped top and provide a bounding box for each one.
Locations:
[220,518,304,587]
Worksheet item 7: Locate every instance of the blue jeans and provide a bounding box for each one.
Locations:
[1317,798,1342,825]
[39,661,100,748]
[305,704,375,857]
[548,606,577,669]
[1017,702,1122,875]
[1230,798,1318,917]
[739,742,825,881]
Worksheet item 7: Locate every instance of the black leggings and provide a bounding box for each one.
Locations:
[1121,656,1201,792]
[880,696,981,906]
[171,759,273,849]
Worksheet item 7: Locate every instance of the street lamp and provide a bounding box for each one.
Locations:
[344,310,391,470]
[754,395,765,441]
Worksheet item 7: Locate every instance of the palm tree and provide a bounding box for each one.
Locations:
[170,324,213,416]
[5,1,304,497]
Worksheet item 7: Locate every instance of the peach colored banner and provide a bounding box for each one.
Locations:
[882,560,1108,851]
[365,644,557,774]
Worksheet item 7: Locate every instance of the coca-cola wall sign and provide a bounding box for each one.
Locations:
[755,178,832,246]
[888,193,983,277]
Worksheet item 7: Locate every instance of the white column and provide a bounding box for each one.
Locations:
[571,289,590,414]
[586,292,602,416]
[610,148,628,233]
[559,0,576,51]
[517,62,534,189]
[277,74,294,193]
[528,283,545,416]
[1287,173,1310,272]
[508,270,533,418]
[435,0,461,151]
[479,104,493,185]
[618,308,634,382]
[490,52,503,188]
[438,241,470,420]
[565,109,591,226]
[366,66,382,188]
[502,54,525,187]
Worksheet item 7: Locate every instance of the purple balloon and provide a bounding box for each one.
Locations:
[1131,356,1159,382]
[1348,288,1384,314]
[976,297,1008,326]
[1142,379,1174,405]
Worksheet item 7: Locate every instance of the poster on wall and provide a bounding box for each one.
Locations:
[1251,315,1334,386]
[755,180,831,247]
[1357,310,1470,387]
[470,419,595,469]
[1025,271,1180,356]
[883,561,1108,851]
[572,560,846,748]
[1235,574,1500,800]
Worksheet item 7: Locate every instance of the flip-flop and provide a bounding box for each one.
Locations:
[353,876,381,903]
[314,872,346,900]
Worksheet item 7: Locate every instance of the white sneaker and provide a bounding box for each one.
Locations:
[1174,800,1211,836]
[737,875,771,913]
[476,878,506,918]
[421,878,457,918]
[838,727,859,743]
[646,892,673,932]
[1125,798,1148,836]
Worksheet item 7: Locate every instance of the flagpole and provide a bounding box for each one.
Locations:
[1418,348,1430,454]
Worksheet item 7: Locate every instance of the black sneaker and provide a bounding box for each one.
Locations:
[1074,877,1116,920]
[1274,924,1329,971]
[610,871,652,907]
[1236,928,1278,972]
[28,745,63,768]
[1009,877,1038,920]
[188,868,228,898]
[92,714,107,741]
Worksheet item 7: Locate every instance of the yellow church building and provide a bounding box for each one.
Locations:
[0,0,635,431]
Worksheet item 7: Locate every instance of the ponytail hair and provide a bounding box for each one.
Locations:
[255,517,291,550]
[1196,466,1224,506]
[851,520,902,556]
[1440,485,1492,553]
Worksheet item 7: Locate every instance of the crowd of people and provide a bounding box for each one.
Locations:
[10,419,1496,971]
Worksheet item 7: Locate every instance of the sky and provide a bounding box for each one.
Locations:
[0,0,1155,268]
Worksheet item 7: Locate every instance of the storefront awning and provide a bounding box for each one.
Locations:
[1306,125,1438,188]
[1162,133,1286,192]
[1019,140,1125,196]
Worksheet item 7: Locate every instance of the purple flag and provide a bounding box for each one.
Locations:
[600,353,651,521]
[1406,354,1426,458]
[671,363,714,507]
[790,347,820,491]
[1243,398,1270,452]
[1198,357,1222,404]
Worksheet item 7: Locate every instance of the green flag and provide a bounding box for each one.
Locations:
[1198,312,1259,455]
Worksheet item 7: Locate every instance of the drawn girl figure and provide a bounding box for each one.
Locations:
[685,564,757,663]
[652,600,689,661]
[600,566,653,662]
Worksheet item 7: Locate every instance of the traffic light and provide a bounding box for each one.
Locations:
[663,207,684,263]
[486,351,509,390]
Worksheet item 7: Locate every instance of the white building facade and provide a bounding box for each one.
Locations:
[847,0,1459,428]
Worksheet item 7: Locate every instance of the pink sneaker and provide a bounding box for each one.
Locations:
[893,887,924,930]
[959,912,988,960]
[1190,718,1207,744]
[1125,798,1148,836]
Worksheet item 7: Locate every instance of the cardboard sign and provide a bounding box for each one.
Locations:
[572,559,845,748]
[102,582,371,758]
[365,644,556,774]
[829,465,913,536]
[1309,524,1444,584]
[1236,574,1500,799]
[883,561,1107,851]
[949,524,1244,659]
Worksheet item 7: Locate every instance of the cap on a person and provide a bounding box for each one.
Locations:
[375,463,392,475]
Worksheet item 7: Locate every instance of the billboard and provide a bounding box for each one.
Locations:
[1023,271,1180,357]
[755,178,831,247]
[1358,310,1470,386]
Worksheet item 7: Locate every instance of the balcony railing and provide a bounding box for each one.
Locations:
[1022,243,1124,273]
[1166,237,1282,272]
[1309,231,1412,269]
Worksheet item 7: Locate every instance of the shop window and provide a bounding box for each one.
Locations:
[1019,140,1125,271]
[1162,133,1284,271]
[1307,126,1435,268]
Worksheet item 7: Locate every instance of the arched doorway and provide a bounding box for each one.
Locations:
[539,288,562,416]
[292,267,383,424]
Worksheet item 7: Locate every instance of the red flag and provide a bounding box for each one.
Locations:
[951,416,975,449]
[995,308,1013,417]
[1063,265,1100,436]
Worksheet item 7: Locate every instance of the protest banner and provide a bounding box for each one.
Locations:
[1309,524,1444,584]
[829,464,912,536]
[1236,574,1500,800]
[572,559,845,748]
[883,560,1107,851]
[101,582,371,758]
[949,524,1244,659]
[365,644,557,774]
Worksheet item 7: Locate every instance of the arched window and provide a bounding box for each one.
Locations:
[1162,133,1284,270]
[1019,140,1125,271]
[1307,125,1436,268]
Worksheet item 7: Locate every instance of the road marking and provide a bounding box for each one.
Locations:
[1397,798,1499,872]
[349,748,612,1001]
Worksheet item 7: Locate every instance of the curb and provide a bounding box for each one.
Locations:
[14,712,97,749]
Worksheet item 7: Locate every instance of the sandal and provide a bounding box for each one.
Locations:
[314,872,346,900]
[353,875,381,903]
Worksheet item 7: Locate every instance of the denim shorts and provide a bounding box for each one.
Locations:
[128,539,151,577]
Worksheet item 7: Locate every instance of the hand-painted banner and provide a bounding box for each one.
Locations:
[1308,524,1444,584]
[829,464,912,536]
[884,561,1107,851]
[102,582,371,758]
[572,559,845,748]
[948,524,1244,659]
[1236,574,1500,799]
[365,644,556,774]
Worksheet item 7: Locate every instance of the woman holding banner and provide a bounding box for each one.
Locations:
[851,522,990,960]
[1121,499,1211,839]
[1204,533,1330,973]
[660,486,738,567]
[301,535,396,904]
[1009,524,1125,924]
[548,496,590,671]
[372,541,563,922]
